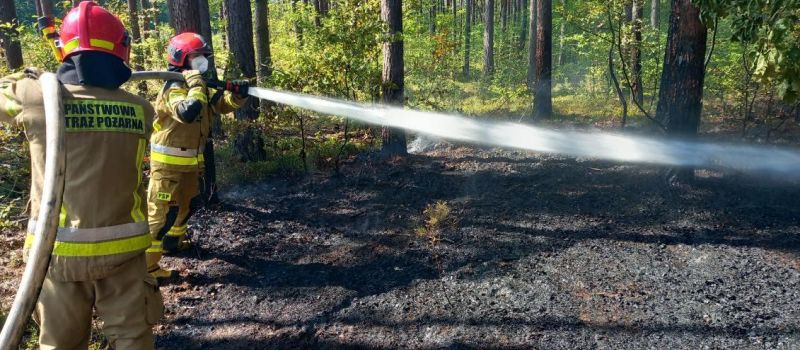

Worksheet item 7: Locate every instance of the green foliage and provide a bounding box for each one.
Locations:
[0,124,28,230]
[695,0,800,102]
[271,0,383,99]
[0,0,795,202]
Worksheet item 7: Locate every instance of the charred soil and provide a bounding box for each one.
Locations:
[153,143,800,349]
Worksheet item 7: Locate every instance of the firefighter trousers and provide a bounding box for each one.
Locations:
[34,254,163,350]
[145,169,200,272]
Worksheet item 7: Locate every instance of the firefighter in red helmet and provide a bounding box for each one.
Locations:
[146,32,250,280]
[0,1,161,348]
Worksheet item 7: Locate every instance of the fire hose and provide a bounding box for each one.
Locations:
[3,69,800,348]
[0,73,66,349]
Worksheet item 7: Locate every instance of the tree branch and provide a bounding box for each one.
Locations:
[607,4,666,131]
[704,14,718,72]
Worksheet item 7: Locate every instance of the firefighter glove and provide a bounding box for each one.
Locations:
[229,80,250,98]
[183,70,206,89]
[161,235,180,254]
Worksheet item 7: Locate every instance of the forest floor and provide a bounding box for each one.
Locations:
[149,135,800,349]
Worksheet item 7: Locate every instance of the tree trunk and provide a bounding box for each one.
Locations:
[292,0,303,45]
[40,0,53,17]
[126,0,147,96]
[380,0,406,157]
[656,0,706,135]
[501,0,508,32]
[463,0,472,76]
[140,0,153,33]
[313,0,323,27]
[483,0,494,76]
[512,0,517,23]
[224,0,257,95]
[152,0,160,27]
[533,0,551,119]
[254,0,272,84]
[195,0,221,204]
[526,0,537,88]
[321,0,329,15]
[198,0,217,73]
[607,13,628,127]
[452,0,457,37]
[168,0,201,32]
[656,0,707,181]
[656,0,708,184]
[650,0,659,28]
[429,1,436,33]
[220,1,227,50]
[34,0,42,16]
[557,0,565,66]
[472,0,478,24]
[254,0,272,113]
[0,0,23,70]
[625,0,632,21]
[631,0,643,104]
[226,0,266,162]
[518,0,527,49]
[126,0,142,62]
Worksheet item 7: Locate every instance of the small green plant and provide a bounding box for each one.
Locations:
[416,201,457,271]
[0,198,22,230]
[416,200,456,248]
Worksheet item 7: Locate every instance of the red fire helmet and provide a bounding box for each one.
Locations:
[167,32,212,67]
[59,1,131,62]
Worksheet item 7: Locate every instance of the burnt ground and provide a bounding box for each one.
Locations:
[153,141,800,349]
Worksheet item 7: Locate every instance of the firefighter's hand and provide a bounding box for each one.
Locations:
[183,70,206,89]
[229,80,250,98]
[162,235,179,253]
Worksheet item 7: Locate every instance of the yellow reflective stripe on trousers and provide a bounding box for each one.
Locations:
[146,240,162,253]
[25,233,150,257]
[132,138,146,222]
[166,224,187,237]
[150,151,199,166]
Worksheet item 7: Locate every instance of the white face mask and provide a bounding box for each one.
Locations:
[190,56,209,73]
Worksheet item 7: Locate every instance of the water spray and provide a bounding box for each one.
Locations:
[132,71,800,179]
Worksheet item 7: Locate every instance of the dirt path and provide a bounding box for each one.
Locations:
[154,143,800,349]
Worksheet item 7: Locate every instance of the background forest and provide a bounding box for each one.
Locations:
[2,1,800,348]
[0,0,797,242]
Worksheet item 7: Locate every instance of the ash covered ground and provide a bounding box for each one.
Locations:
[155,142,800,349]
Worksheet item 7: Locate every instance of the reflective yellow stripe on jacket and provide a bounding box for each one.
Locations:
[132,138,147,222]
[25,220,150,257]
[150,143,202,166]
